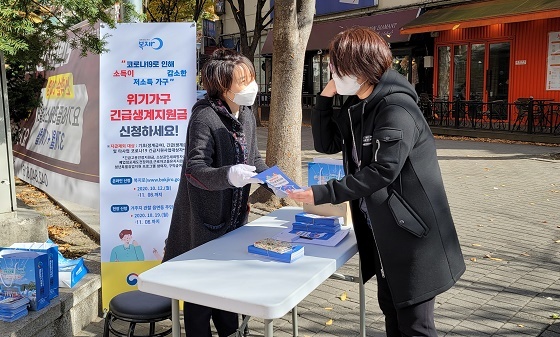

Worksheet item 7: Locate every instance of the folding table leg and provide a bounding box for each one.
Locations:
[172,299,181,337]
[238,315,251,337]
[264,319,274,337]
[359,262,365,337]
[292,306,298,336]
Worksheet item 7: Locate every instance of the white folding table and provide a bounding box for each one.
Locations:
[138,207,365,337]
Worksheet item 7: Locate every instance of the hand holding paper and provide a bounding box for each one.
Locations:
[286,188,315,205]
[253,166,304,197]
[228,164,263,188]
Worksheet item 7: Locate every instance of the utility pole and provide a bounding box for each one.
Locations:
[0,52,16,216]
[0,52,48,246]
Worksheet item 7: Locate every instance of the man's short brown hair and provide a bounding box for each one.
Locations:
[201,48,256,99]
[328,27,393,86]
[119,229,132,239]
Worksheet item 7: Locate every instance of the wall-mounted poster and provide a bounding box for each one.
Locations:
[547,31,560,90]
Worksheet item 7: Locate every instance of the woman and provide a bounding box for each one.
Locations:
[287,27,465,336]
[162,48,268,337]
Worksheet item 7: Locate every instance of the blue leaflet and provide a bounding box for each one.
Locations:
[254,166,303,198]
[248,244,304,263]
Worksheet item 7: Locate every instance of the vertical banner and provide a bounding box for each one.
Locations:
[99,22,196,310]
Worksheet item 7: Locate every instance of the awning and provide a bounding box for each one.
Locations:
[400,0,560,34]
[260,8,420,55]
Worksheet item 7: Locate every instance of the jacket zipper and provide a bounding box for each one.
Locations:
[374,148,385,278]
[370,187,385,277]
[349,101,386,279]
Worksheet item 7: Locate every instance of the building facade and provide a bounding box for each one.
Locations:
[213,0,440,98]
[210,1,560,137]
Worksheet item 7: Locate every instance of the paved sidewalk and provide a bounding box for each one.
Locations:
[76,127,560,337]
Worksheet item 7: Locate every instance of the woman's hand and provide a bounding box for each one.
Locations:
[320,79,337,97]
[286,188,315,205]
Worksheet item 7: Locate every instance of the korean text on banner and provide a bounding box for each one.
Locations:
[98,22,197,311]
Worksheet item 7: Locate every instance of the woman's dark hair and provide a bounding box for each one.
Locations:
[201,48,255,99]
[329,27,393,86]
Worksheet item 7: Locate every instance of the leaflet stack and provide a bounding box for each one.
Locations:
[0,296,29,322]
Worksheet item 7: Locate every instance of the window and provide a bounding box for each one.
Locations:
[436,42,510,102]
[437,46,450,99]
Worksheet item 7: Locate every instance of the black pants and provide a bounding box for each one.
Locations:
[183,302,239,337]
[375,259,438,337]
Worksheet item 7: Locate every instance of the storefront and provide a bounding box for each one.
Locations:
[401,0,560,104]
[260,7,431,105]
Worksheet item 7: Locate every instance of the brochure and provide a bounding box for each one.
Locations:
[0,306,28,322]
[273,224,350,247]
[0,296,29,310]
[294,212,343,226]
[248,238,304,263]
[292,222,341,234]
[254,166,304,197]
[308,160,345,185]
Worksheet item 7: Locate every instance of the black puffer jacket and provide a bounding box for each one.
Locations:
[163,99,268,262]
[311,69,465,308]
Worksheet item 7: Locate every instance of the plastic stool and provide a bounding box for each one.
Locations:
[103,290,172,337]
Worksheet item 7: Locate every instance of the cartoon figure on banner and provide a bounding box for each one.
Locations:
[110,229,145,262]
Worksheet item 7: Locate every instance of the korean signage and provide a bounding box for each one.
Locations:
[546,31,560,90]
[99,22,196,310]
[316,0,378,16]
[269,0,378,19]
[13,22,100,209]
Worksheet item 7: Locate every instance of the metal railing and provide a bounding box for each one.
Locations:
[421,99,560,135]
[257,93,560,136]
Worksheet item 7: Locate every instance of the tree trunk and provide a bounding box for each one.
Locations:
[250,0,315,208]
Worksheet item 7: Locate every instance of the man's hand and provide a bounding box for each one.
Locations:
[286,188,315,205]
[320,79,338,97]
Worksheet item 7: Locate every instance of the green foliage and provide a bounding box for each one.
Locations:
[1,0,119,70]
[1,0,210,126]
[6,61,46,124]
[0,0,122,124]
[145,0,215,23]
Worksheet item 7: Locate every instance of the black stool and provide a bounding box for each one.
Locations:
[103,290,172,337]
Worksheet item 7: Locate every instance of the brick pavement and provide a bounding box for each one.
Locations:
[77,127,560,337]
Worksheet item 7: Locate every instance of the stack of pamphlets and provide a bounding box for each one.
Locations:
[248,238,304,263]
[293,212,343,234]
[0,296,29,322]
[273,212,350,247]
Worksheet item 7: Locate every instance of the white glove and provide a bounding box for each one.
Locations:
[227,164,262,188]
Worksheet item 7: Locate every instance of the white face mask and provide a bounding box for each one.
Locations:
[332,73,364,96]
[231,81,258,106]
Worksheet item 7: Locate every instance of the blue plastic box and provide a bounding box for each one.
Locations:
[0,250,50,311]
[10,242,59,300]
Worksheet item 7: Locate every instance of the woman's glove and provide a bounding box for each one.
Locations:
[227,164,262,188]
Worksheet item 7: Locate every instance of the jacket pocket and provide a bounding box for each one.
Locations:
[388,192,429,238]
[372,128,403,163]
